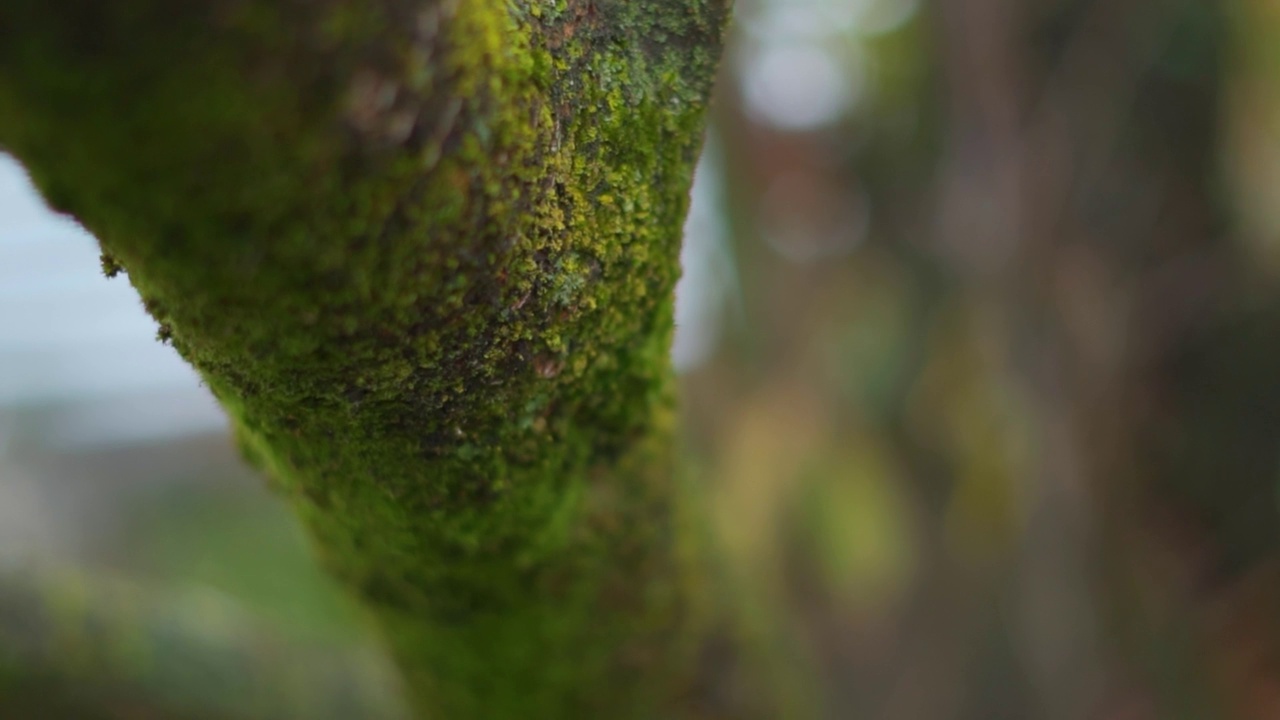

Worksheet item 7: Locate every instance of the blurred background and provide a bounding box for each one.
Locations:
[4,0,1280,717]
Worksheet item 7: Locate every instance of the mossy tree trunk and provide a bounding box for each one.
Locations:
[0,1,729,717]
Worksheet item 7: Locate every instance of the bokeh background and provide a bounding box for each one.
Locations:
[5,0,1280,717]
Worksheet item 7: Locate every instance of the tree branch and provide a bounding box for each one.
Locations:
[0,1,729,716]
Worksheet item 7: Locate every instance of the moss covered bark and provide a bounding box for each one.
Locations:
[0,1,729,716]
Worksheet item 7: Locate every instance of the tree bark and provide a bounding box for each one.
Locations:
[0,1,729,716]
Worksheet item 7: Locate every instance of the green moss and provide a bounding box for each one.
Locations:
[0,0,728,717]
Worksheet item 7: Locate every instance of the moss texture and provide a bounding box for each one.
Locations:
[0,0,728,716]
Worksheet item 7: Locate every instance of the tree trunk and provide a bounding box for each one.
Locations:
[0,1,729,717]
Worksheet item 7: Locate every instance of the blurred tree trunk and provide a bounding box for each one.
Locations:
[703,0,1280,716]
[0,1,730,717]
[934,0,1280,717]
